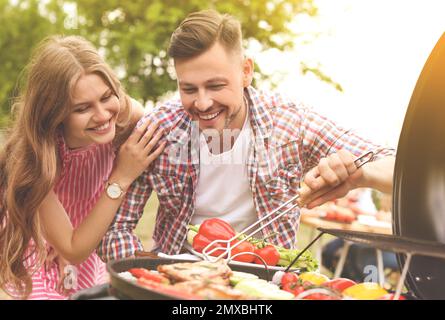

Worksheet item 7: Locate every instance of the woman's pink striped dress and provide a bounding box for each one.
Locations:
[26,132,116,299]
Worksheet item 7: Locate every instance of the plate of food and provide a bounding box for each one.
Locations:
[108,257,294,299]
[108,257,404,300]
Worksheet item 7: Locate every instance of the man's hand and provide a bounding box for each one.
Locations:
[301,149,363,209]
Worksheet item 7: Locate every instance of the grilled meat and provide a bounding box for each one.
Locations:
[157,259,232,283]
[173,280,248,300]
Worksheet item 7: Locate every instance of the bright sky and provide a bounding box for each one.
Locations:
[253,0,445,147]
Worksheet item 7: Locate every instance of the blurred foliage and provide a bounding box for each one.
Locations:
[301,62,344,92]
[0,0,325,127]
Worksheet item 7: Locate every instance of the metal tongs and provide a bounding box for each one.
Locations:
[201,151,376,263]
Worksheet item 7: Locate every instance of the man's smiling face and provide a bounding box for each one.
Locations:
[174,42,253,134]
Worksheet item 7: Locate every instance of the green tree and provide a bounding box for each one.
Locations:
[1,0,321,127]
[0,0,68,127]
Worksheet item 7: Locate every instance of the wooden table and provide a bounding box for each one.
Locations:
[300,215,392,235]
[300,214,392,284]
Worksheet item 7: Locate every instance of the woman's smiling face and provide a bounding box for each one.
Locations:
[63,73,120,148]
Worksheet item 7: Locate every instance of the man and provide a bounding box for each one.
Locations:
[98,9,395,260]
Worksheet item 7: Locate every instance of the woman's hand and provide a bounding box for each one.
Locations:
[112,119,166,189]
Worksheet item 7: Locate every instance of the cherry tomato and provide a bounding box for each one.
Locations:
[281,272,299,287]
[253,245,280,266]
[282,282,306,297]
[230,240,256,263]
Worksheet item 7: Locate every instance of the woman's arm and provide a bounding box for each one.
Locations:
[39,119,165,264]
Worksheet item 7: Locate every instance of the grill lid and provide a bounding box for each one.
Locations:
[393,32,445,299]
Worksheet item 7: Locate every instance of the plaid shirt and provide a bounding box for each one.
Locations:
[97,86,395,261]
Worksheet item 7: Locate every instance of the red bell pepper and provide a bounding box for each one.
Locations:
[128,268,170,284]
[192,233,226,257]
[192,218,236,255]
[322,278,356,292]
[192,218,256,263]
[198,218,236,241]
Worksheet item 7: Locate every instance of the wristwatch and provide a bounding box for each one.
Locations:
[105,181,125,200]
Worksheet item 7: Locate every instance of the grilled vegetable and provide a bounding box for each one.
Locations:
[234,279,294,300]
[187,227,198,246]
[128,268,169,284]
[229,271,259,286]
[343,282,388,300]
[322,278,356,292]
[299,272,330,285]
[275,247,319,271]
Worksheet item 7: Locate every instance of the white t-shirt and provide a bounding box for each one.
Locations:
[191,111,257,233]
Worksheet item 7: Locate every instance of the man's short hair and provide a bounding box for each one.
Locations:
[168,9,242,60]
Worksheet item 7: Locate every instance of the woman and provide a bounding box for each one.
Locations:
[0,35,165,299]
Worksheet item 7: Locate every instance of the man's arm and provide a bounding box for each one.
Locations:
[302,152,395,208]
[357,155,395,193]
[296,105,395,208]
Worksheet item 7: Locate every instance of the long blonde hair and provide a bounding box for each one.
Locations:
[0,35,132,298]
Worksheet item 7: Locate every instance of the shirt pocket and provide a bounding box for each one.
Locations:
[264,164,302,209]
[149,174,185,215]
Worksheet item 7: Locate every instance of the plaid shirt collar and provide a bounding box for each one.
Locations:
[245,86,274,140]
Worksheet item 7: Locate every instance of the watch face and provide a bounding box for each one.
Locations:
[107,184,122,199]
